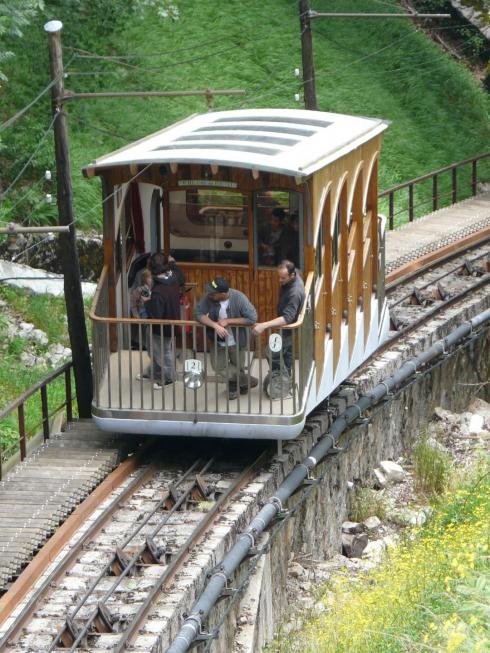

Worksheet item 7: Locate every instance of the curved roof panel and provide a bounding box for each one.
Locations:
[84,109,389,178]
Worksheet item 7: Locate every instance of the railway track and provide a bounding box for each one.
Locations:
[384,238,490,346]
[0,445,269,652]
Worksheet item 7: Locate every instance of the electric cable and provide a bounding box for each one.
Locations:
[0,113,58,201]
[69,113,129,142]
[0,173,53,222]
[8,162,153,262]
[0,79,57,132]
[0,55,75,131]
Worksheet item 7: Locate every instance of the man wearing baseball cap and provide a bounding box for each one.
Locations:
[195,277,258,400]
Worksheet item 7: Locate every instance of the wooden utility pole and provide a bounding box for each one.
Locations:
[299,0,318,110]
[44,20,93,418]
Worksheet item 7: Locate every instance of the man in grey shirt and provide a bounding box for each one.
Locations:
[196,277,258,400]
[252,260,305,373]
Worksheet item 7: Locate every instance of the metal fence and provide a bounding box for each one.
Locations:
[0,362,74,479]
[379,151,490,229]
[90,271,315,419]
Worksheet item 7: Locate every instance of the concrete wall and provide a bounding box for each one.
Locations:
[210,291,490,653]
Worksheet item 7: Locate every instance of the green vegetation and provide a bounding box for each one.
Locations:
[1,1,489,445]
[0,286,77,460]
[349,486,387,523]
[413,436,453,495]
[0,0,489,230]
[267,456,490,653]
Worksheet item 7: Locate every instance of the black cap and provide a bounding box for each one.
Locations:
[206,277,229,294]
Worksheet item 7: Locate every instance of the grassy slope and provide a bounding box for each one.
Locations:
[0,0,489,230]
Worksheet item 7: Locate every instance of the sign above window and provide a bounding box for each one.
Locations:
[178,180,237,189]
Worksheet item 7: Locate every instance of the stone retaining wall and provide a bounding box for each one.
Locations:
[214,290,490,652]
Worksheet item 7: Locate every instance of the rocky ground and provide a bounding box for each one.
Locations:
[279,398,490,636]
[0,294,71,369]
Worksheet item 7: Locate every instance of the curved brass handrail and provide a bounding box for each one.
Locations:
[89,269,315,331]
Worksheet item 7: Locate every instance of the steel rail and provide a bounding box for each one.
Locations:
[166,307,490,653]
[388,244,490,308]
[201,319,490,651]
[45,456,206,651]
[115,448,270,653]
[386,234,490,292]
[385,223,490,285]
[0,443,156,648]
[56,456,216,652]
[381,275,490,359]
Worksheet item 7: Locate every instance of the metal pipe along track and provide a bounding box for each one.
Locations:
[166,306,490,653]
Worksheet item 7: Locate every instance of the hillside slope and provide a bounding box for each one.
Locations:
[0,0,489,230]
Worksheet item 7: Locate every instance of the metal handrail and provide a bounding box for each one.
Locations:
[89,270,315,331]
[379,151,490,229]
[0,361,75,478]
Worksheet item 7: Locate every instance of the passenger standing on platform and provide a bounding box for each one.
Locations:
[129,268,153,318]
[137,253,181,389]
[252,260,305,374]
[195,277,258,400]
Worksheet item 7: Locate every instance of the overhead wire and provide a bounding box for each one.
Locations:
[247,19,479,106]
[66,37,240,61]
[0,55,75,132]
[0,175,51,225]
[0,78,57,132]
[69,113,130,142]
[9,162,154,262]
[310,24,483,86]
[0,113,58,201]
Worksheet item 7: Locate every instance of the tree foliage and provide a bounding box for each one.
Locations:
[0,1,45,81]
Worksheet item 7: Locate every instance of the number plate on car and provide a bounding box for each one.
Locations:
[185,359,202,373]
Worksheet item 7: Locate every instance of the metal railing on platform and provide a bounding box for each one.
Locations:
[90,270,315,419]
[0,361,75,479]
[379,151,490,229]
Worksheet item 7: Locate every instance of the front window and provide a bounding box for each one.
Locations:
[254,190,302,269]
[169,188,248,264]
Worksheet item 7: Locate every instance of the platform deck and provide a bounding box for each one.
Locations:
[385,191,490,273]
[97,350,300,417]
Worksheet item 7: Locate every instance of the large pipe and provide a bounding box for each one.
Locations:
[166,307,490,652]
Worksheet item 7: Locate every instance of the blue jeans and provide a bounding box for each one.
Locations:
[269,331,293,374]
[145,330,175,383]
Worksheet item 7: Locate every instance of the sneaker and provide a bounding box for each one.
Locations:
[240,376,258,394]
[136,373,151,381]
[240,376,259,395]
[228,383,238,400]
[153,380,173,390]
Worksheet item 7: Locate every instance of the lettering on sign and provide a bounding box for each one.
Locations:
[178,180,238,188]
[184,359,203,373]
[268,333,283,353]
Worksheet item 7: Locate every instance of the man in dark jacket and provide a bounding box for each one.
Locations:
[195,277,258,400]
[140,253,182,388]
[252,260,305,373]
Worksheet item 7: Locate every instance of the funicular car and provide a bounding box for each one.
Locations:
[85,108,390,439]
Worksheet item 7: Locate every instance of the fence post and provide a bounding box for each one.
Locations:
[409,184,414,222]
[452,167,457,203]
[65,367,73,422]
[389,192,394,230]
[432,174,438,212]
[41,385,50,441]
[18,404,26,461]
[472,160,477,196]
